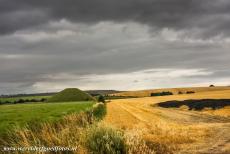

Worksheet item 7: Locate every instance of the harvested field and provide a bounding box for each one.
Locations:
[104,90,230,154]
[111,86,230,97]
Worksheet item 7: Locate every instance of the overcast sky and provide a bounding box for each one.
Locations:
[0,0,230,94]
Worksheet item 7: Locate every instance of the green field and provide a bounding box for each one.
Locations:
[0,95,51,102]
[0,101,93,136]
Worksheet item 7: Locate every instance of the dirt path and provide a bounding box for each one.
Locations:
[104,91,230,154]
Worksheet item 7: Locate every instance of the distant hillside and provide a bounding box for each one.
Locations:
[85,90,123,96]
[47,88,95,102]
[0,92,56,98]
[0,90,121,98]
[110,86,230,97]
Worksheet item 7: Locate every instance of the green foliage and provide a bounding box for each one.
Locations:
[92,103,106,120]
[0,96,51,104]
[47,88,95,102]
[97,95,105,103]
[85,124,126,154]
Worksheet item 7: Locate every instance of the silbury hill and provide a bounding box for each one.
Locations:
[47,88,95,102]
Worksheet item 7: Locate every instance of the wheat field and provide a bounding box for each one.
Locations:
[105,89,230,153]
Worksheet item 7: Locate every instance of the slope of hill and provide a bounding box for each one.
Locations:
[47,88,95,102]
[110,86,230,97]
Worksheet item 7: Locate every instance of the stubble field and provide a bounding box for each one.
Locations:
[105,89,230,153]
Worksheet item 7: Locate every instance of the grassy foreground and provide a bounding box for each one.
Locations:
[0,101,93,137]
[1,103,157,154]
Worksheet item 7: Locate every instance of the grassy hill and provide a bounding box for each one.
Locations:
[47,88,95,102]
[110,86,230,97]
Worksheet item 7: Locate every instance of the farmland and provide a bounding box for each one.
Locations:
[0,101,93,136]
[105,89,230,153]
[111,86,230,97]
[0,95,51,103]
[1,87,230,153]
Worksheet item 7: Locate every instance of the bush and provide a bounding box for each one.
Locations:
[178,91,183,95]
[18,99,25,103]
[92,103,106,120]
[30,99,37,102]
[40,98,47,102]
[97,95,105,103]
[84,124,126,154]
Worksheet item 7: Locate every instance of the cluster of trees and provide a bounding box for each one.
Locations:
[0,93,55,98]
[97,95,105,103]
[0,98,47,105]
[151,91,196,97]
[151,91,173,97]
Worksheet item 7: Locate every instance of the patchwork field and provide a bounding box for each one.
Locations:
[105,89,230,153]
[111,86,230,97]
[0,101,93,137]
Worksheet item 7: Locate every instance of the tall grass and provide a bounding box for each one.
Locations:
[84,123,126,154]
[0,102,182,154]
[1,103,105,154]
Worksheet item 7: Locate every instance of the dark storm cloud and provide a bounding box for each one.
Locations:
[1,0,230,38]
[0,1,230,94]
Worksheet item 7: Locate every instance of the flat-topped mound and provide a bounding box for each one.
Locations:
[47,88,94,102]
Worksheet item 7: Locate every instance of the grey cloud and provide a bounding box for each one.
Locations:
[1,0,230,38]
[0,1,230,94]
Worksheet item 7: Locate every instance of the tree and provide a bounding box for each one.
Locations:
[97,95,105,103]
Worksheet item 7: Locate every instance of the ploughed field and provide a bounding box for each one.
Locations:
[105,89,230,154]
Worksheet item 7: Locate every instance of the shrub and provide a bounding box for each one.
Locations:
[84,123,126,154]
[97,95,105,103]
[92,103,106,120]
[25,99,30,102]
[5,101,11,104]
[178,91,183,95]
[40,98,47,102]
[30,99,38,102]
[18,99,25,103]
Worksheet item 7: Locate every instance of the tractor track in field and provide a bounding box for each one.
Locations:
[104,93,230,154]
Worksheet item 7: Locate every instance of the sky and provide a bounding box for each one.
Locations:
[0,0,230,94]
